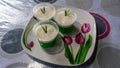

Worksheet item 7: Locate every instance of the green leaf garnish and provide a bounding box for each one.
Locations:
[41,25,47,33]
[41,7,46,14]
[65,10,70,16]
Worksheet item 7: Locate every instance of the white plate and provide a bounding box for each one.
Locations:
[21,6,96,67]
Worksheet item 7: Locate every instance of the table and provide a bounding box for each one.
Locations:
[0,0,120,68]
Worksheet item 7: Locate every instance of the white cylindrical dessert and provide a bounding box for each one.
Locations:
[33,3,56,21]
[54,8,77,28]
[33,21,58,43]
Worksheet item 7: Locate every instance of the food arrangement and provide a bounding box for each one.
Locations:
[21,3,96,66]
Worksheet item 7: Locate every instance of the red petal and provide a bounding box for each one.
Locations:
[81,23,91,33]
[63,36,73,45]
[75,33,84,44]
[29,41,34,48]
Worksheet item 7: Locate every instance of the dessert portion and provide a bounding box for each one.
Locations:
[33,3,56,21]
[35,24,58,42]
[54,8,77,33]
[55,8,77,28]
[32,21,59,48]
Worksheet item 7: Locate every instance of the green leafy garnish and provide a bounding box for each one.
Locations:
[41,7,46,14]
[65,10,70,16]
[41,25,47,33]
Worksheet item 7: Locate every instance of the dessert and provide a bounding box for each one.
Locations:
[33,3,56,21]
[33,21,59,48]
[54,8,77,33]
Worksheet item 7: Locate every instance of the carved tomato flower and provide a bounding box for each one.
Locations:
[75,33,84,44]
[29,41,34,48]
[63,36,73,45]
[81,23,91,33]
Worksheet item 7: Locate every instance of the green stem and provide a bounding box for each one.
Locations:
[64,43,74,64]
[75,44,84,64]
[75,34,86,64]
[79,35,93,64]
[23,27,32,51]
[84,34,87,45]
[70,45,74,59]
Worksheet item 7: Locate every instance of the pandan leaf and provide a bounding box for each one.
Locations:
[65,10,70,16]
[41,25,47,33]
[41,7,46,14]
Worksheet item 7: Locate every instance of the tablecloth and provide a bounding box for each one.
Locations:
[0,0,120,68]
